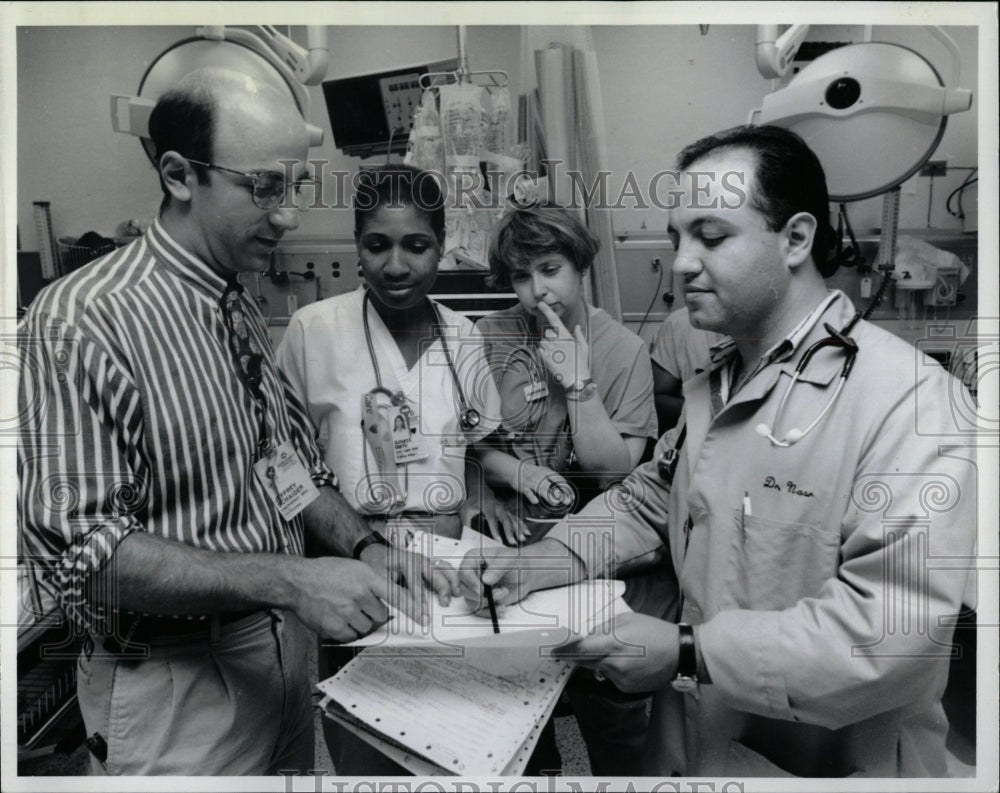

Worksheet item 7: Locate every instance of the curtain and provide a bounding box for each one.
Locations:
[519,26,623,321]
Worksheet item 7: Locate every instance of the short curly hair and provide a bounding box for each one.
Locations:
[487,204,599,289]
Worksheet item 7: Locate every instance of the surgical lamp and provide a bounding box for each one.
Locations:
[110,25,330,158]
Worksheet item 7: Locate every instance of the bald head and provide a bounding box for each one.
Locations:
[148,67,308,197]
[149,67,310,277]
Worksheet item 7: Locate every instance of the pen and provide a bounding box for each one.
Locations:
[742,491,752,530]
[481,560,500,634]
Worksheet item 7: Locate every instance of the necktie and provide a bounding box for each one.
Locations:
[220,281,264,399]
[221,280,271,456]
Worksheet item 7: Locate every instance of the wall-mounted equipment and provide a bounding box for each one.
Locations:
[752,27,972,201]
[111,26,330,159]
[751,26,974,322]
[321,59,458,158]
[755,24,810,79]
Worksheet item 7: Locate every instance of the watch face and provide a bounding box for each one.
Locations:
[567,380,598,402]
[671,675,698,693]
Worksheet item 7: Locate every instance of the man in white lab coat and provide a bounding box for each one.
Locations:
[459,124,977,777]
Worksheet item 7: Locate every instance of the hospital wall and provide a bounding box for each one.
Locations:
[16,24,979,250]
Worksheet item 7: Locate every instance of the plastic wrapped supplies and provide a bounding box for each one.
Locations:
[409,83,523,271]
[895,235,970,307]
[404,90,445,174]
[440,83,486,167]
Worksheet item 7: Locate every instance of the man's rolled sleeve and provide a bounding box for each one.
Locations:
[53,517,142,630]
[19,314,149,633]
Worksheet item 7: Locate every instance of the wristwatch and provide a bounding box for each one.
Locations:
[670,623,699,693]
[565,377,597,402]
[352,529,390,560]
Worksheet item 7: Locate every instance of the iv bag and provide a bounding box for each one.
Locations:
[404,89,445,174]
[482,87,511,161]
[440,83,485,168]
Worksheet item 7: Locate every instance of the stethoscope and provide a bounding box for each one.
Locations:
[362,289,480,432]
[755,316,860,447]
[359,290,481,510]
[495,333,584,472]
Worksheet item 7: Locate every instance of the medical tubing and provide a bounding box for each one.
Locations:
[861,271,893,322]
[361,290,406,508]
[637,263,665,335]
[946,170,978,218]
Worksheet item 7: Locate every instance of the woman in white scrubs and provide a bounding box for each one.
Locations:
[277,165,533,773]
[277,165,508,543]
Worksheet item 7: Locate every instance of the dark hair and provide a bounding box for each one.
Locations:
[147,85,216,197]
[487,203,600,289]
[353,165,446,244]
[676,125,835,277]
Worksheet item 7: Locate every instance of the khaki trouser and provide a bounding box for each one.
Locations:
[77,610,313,775]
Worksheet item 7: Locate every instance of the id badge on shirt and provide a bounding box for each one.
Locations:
[387,404,428,464]
[523,379,548,403]
[253,440,320,521]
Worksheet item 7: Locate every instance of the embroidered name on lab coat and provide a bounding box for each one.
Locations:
[763,476,815,498]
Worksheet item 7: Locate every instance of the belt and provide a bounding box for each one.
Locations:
[364,511,449,522]
[101,609,264,653]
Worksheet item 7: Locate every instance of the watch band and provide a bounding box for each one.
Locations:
[352,530,390,560]
[676,622,697,678]
[671,622,699,693]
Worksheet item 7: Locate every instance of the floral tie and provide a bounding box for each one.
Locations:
[220,280,264,399]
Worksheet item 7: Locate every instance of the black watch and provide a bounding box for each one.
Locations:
[352,530,389,560]
[670,622,699,693]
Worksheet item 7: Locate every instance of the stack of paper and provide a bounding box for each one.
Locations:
[318,648,572,775]
[316,528,629,775]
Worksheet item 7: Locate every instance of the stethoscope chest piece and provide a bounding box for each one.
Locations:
[460,407,481,432]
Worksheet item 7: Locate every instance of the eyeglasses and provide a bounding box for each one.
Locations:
[185,158,317,210]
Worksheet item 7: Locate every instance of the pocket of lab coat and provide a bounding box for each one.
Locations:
[725,511,840,610]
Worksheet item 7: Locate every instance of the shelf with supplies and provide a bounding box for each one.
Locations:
[611,229,979,345]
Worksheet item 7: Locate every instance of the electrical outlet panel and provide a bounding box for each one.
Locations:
[251,239,363,325]
[920,160,947,177]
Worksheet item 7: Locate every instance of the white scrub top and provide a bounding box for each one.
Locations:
[276,289,500,515]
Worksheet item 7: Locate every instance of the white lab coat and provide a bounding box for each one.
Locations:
[276,289,499,515]
[549,292,977,776]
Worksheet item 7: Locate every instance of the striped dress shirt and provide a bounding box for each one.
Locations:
[18,219,335,632]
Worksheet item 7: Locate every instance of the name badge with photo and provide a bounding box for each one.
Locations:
[253,440,320,520]
[388,405,428,464]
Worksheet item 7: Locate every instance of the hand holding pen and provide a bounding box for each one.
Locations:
[457,547,527,616]
[481,561,500,633]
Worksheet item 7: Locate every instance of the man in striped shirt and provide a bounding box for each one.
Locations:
[18,68,456,776]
